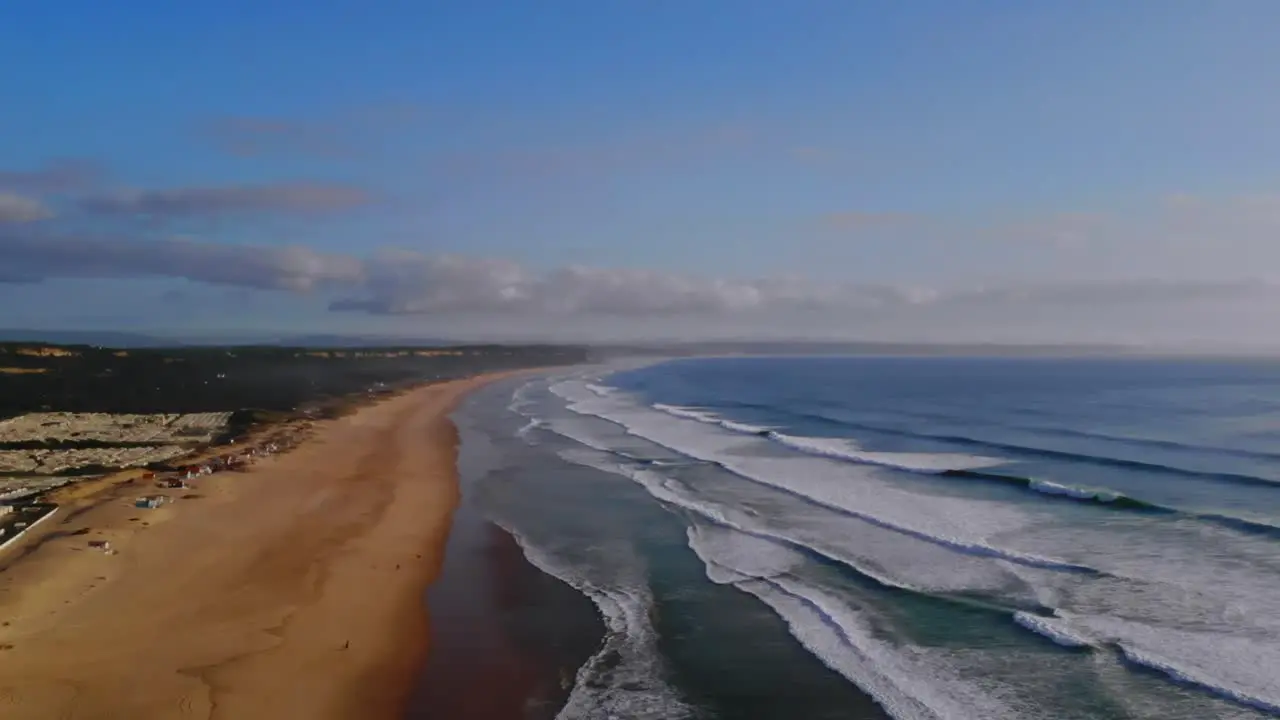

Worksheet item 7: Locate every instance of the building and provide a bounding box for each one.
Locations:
[135,495,165,509]
[0,505,12,517]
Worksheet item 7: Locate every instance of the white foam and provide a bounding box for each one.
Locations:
[544,419,620,454]
[1118,646,1280,716]
[1073,615,1280,715]
[516,417,542,439]
[768,432,1006,473]
[508,379,538,414]
[1028,479,1122,503]
[557,449,1026,599]
[558,384,1089,574]
[739,576,1028,720]
[1012,612,1095,649]
[651,401,1005,472]
[551,379,607,406]
[653,403,773,435]
[493,521,695,720]
[685,523,805,581]
[548,374,1280,714]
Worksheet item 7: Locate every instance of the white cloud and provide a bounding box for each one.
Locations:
[3,188,1280,344]
[0,229,364,292]
[3,227,1275,328]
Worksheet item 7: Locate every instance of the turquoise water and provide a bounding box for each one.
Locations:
[455,357,1280,719]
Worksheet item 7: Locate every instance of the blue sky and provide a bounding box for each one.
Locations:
[2,2,1279,344]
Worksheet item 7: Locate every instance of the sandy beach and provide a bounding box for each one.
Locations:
[0,373,508,719]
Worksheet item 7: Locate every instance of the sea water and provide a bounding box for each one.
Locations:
[453,356,1280,719]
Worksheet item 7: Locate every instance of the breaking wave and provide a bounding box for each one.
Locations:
[646,399,1280,537]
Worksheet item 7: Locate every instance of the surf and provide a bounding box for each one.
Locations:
[644,396,1280,537]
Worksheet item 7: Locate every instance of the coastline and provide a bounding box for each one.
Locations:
[408,472,603,720]
[0,371,518,719]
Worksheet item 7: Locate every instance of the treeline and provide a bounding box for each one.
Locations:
[0,343,589,417]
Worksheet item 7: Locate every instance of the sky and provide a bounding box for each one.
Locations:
[2,1,1279,345]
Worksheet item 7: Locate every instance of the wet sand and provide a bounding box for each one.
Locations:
[0,373,510,720]
[407,493,603,720]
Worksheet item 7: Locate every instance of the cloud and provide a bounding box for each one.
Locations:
[0,228,364,292]
[0,193,53,223]
[945,279,1277,306]
[326,254,945,317]
[0,159,102,194]
[330,253,533,314]
[78,183,373,217]
[6,181,1280,345]
[4,223,1278,345]
[331,255,1279,318]
[4,225,1274,324]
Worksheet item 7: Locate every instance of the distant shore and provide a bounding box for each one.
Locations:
[0,372,517,719]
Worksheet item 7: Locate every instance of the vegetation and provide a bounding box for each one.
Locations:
[0,343,589,419]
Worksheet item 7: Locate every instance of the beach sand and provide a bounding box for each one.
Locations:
[0,373,507,719]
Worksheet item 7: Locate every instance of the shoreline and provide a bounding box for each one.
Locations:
[0,371,521,719]
[408,469,604,720]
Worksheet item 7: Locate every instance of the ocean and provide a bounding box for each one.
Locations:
[448,356,1280,719]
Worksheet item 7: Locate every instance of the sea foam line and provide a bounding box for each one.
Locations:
[489,520,695,720]
[946,469,1280,537]
[1011,610,1280,716]
[1012,611,1095,649]
[555,376,1280,716]
[560,406,1097,575]
[653,403,773,435]
[574,386,1280,560]
[738,574,1031,720]
[1115,645,1280,716]
[650,403,1005,473]
[554,449,935,594]
[822,416,1280,489]
[556,449,1056,613]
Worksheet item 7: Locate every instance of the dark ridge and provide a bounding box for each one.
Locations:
[939,470,1169,512]
[1196,513,1280,539]
[935,471,1280,537]
[0,342,590,417]
[927,435,1279,488]
[797,403,1280,465]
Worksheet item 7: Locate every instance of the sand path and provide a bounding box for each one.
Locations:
[0,374,503,719]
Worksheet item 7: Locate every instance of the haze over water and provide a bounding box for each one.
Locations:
[457,356,1280,719]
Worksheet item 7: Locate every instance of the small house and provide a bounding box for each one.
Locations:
[88,539,111,551]
[161,478,187,489]
[135,495,165,509]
